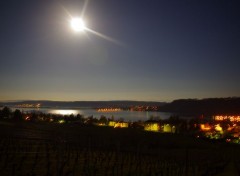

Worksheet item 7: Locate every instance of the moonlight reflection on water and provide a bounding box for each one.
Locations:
[50,109,79,115]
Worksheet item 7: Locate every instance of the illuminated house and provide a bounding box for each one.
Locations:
[114,122,129,128]
[108,121,116,127]
[228,126,240,138]
[215,124,223,133]
[144,123,160,132]
[163,124,172,133]
[200,124,212,131]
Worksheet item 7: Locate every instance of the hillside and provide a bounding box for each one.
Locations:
[160,97,240,115]
[0,100,166,109]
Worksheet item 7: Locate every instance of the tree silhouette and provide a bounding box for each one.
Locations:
[1,106,11,119]
[99,115,107,125]
[76,114,84,123]
[13,109,23,121]
[30,113,38,122]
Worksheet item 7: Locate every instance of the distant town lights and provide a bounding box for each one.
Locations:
[214,115,240,122]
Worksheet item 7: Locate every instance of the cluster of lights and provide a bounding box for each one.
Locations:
[16,103,41,108]
[214,116,240,122]
[144,123,159,132]
[200,124,223,132]
[114,122,129,128]
[97,108,121,112]
[200,124,211,131]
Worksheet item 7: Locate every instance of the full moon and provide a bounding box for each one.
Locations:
[70,18,86,32]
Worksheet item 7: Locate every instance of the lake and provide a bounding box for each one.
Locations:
[13,107,173,122]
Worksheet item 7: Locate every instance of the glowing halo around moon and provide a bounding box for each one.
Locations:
[70,18,86,32]
[69,17,123,45]
[65,10,123,45]
[61,1,123,45]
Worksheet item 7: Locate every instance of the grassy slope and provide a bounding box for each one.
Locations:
[0,121,239,175]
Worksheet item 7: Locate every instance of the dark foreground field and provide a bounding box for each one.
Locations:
[0,121,239,176]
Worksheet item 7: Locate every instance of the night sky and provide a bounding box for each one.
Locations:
[0,0,240,102]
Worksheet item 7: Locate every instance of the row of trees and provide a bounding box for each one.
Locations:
[0,107,23,121]
[0,106,114,125]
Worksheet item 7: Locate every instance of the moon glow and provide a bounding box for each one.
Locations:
[70,18,86,32]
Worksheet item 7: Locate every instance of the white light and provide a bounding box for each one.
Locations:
[70,18,86,32]
[50,110,77,115]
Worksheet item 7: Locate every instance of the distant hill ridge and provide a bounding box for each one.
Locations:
[0,100,166,108]
[160,97,240,115]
